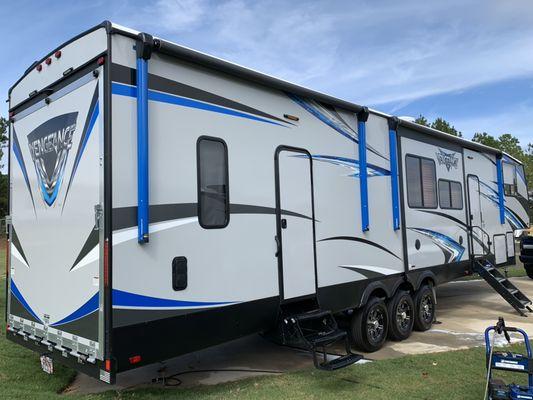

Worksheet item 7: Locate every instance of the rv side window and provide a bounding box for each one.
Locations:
[503,162,518,196]
[406,155,437,208]
[197,137,230,228]
[438,179,463,210]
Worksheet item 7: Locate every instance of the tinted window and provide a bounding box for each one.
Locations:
[197,137,229,228]
[406,155,437,208]
[450,181,463,209]
[438,179,463,210]
[421,159,437,208]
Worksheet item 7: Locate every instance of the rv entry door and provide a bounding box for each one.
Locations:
[467,175,486,256]
[275,147,317,301]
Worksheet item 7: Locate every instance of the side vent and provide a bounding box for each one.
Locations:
[172,257,188,291]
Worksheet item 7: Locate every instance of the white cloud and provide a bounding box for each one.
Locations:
[116,0,533,109]
[453,102,533,145]
[126,0,208,33]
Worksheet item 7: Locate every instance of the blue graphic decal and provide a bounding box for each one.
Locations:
[479,181,527,229]
[287,94,388,160]
[27,112,78,207]
[112,83,285,127]
[10,281,42,323]
[112,289,234,309]
[12,128,35,210]
[408,228,465,263]
[288,93,357,142]
[296,154,390,177]
[70,103,99,182]
[51,292,99,326]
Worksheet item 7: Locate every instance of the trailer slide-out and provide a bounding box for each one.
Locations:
[6,21,530,382]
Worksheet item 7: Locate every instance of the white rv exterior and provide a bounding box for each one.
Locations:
[6,22,529,382]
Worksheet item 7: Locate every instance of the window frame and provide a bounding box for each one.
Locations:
[438,178,464,210]
[503,162,518,197]
[196,135,230,229]
[405,154,438,209]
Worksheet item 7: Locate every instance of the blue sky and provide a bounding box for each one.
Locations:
[2,0,533,149]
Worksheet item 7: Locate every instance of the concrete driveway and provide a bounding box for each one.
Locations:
[67,275,533,394]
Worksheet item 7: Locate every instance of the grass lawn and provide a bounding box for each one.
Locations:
[0,241,530,399]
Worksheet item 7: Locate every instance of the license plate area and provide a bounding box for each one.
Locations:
[40,355,54,374]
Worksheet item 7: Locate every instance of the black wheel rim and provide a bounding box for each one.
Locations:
[366,306,385,344]
[420,293,434,323]
[395,298,412,332]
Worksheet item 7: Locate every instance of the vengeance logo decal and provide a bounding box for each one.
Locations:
[436,149,458,171]
[27,112,78,206]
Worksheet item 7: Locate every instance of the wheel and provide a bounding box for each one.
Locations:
[350,297,389,352]
[387,290,414,341]
[414,284,435,332]
[524,264,533,279]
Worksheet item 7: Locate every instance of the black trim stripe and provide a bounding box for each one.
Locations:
[11,226,29,267]
[515,193,530,215]
[416,209,468,227]
[53,310,98,341]
[318,236,402,260]
[70,227,99,271]
[112,203,314,231]
[111,63,293,126]
[10,294,40,324]
[62,83,100,211]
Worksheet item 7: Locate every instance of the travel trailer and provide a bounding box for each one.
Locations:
[5,22,530,383]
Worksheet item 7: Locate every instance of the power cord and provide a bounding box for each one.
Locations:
[152,368,284,387]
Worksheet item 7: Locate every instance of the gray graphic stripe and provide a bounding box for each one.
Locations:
[111,63,293,126]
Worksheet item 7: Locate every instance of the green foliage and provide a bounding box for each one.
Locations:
[414,114,429,127]
[0,118,7,220]
[430,118,462,137]
[472,132,500,149]
[472,131,533,191]
[0,117,7,167]
[414,115,462,137]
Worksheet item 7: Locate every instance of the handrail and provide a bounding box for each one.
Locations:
[469,224,491,258]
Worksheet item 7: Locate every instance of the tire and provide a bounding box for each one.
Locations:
[350,297,389,352]
[387,290,415,341]
[525,264,533,280]
[414,284,436,332]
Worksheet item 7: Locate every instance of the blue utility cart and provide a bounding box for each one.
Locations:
[484,318,533,400]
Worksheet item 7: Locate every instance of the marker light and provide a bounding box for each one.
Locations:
[36,64,43,72]
[45,57,52,66]
[54,50,62,59]
[129,355,142,365]
[97,56,105,65]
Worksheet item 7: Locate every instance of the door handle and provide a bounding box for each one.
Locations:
[281,219,287,229]
[275,235,281,257]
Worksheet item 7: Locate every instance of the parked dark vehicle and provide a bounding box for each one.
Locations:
[520,235,533,279]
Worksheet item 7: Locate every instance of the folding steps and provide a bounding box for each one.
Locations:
[474,259,533,317]
[281,309,362,371]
